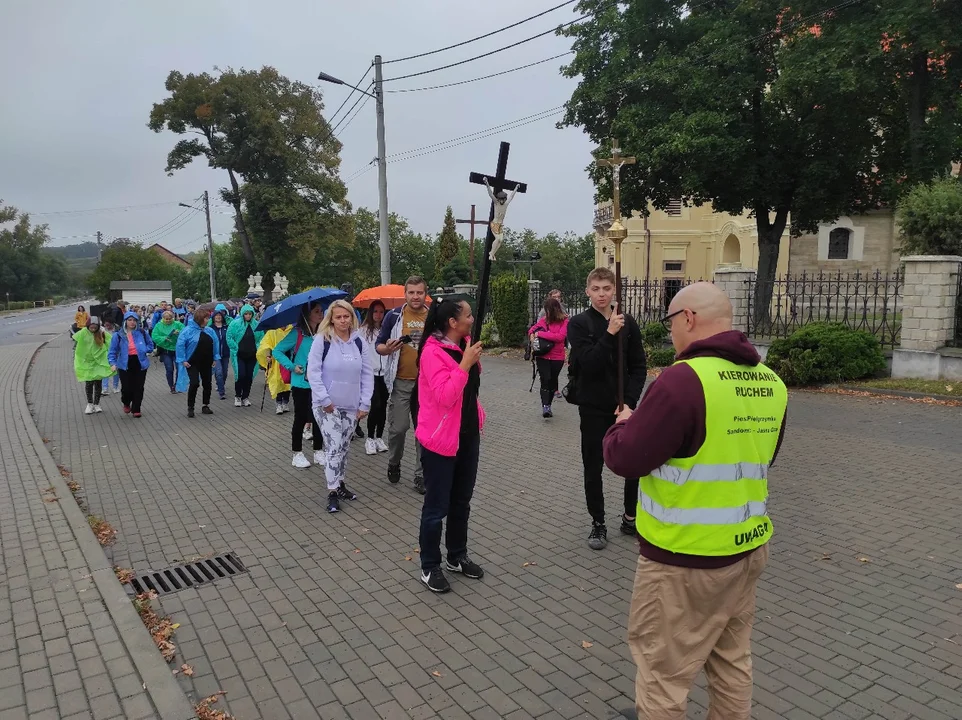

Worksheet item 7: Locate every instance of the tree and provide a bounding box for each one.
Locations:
[559,0,960,326]
[897,176,962,255]
[86,239,182,301]
[435,206,461,280]
[148,66,346,279]
[0,202,79,301]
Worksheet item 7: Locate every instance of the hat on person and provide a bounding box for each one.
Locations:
[89,316,101,326]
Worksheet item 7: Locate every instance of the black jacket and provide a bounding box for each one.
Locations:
[567,306,647,413]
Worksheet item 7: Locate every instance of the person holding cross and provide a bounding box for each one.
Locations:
[567,267,647,550]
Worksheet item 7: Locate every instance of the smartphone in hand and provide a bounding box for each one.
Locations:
[399,335,413,344]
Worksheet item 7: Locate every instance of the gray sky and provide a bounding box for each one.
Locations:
[1,0,597,255]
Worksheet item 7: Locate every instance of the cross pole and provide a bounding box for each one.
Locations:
[469,141,528,338]
[456,204,488,285]
[595,138,636,410]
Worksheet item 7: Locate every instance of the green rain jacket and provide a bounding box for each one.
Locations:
[226,304,264,378]
[74,328,113,382]
[150,319,185,352]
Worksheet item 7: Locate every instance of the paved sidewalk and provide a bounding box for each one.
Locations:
[1,341,193,720]
[28,333,962,719]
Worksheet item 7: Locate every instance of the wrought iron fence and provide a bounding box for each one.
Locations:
[531,278,699,327]
[949,262,962,348]
[746,270,903,349]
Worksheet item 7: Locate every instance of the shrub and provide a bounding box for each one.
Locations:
[896,176,962,256]
[647,347,677,368]
[641,321,669,347]
[490,274,529,346]
[766,322,886,385]
[480,320,498,346]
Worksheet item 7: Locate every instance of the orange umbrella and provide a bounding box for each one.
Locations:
[352,284,433,310]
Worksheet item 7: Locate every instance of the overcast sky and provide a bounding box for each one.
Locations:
[1,0,597,255]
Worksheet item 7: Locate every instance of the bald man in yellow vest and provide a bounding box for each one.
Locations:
[604,282,788,720]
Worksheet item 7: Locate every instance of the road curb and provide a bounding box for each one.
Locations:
[22,336,195,720]
[833,383,962,403]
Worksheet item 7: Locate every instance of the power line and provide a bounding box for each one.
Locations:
[382,16,585,82]
[29,200,184,217]
[329,81,374,136]
[384,51,573,93]
[325,63,373,127]
[382,0,577,65]
[335,94,372,138]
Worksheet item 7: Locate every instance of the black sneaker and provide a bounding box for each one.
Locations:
[187,407,195,418]
[542,405,553,419]
[201,406,213,415]
[421,567,451,594]
[588,522,608,550]
[327,492,340,513]
[413,477,425,495]
[446,555,484,579]
[336,482,357,501]
[387,464,401,484]
[354,424,365,439]
[620,515,637,536]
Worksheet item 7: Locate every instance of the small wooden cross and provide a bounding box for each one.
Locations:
[595,138,636,234]
[456,205,488,284]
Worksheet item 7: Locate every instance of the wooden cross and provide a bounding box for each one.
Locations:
[595,138,636,410]
[469,141,528,336]
[456,204,488,285]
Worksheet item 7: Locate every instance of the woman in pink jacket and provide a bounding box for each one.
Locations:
[415,297,485,594]
[528,297,569,418]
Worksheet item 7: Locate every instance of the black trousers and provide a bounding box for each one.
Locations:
[367,376,388,438]
[118,355,146,412]
[536,358,564,407]
[419,433,480,572]
[234,355,256,399]
[579,407,637,526]
[291,386,322,452]
[84,381,102,404]
[187,359,213,408]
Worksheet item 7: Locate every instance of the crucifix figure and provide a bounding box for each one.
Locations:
[595,138,636,409]
[482,178,520,262]
[469,141,528,335]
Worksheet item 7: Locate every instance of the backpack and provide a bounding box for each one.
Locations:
[322,336,364,361]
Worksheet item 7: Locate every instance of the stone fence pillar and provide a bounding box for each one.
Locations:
[713,266,756,334]
[898,256,962,352]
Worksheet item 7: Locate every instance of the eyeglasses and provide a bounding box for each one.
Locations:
[661,309,696,330]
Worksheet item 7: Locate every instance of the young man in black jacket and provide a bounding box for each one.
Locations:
[567,267,647,549]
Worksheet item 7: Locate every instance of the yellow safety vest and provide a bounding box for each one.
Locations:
[636,356,788,556]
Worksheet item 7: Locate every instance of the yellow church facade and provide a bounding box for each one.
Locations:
[593,201,901,281]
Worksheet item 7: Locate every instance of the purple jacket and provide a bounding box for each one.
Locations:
[306,331,373,412]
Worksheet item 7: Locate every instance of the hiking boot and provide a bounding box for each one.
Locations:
[620,515,638,536]
[413,476,426,495]
[542,405,552,419]
[387,464,401,484]
[327,491,340,513]
[336,483,357,501]
[446,555,484,579]
[187,407,195,418]
[421,567,451,594]
[588,522,608,550]
[201,405,213,415]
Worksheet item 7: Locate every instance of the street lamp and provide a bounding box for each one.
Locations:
[507,250,542,281]
[318,57,392,285]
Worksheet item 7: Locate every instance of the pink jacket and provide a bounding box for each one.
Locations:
[415,335,485,457]
[527,317,569,361]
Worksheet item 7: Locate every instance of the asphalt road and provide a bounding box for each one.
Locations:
[0,303,88,346]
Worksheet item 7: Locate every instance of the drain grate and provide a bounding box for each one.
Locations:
[128,553,247,596]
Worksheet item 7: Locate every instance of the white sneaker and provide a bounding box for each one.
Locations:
[291,452,311,469]
[284,402,292,413]
[102,388,110,396]
[375,438,389,453]
[365,438,377,455]
[242,398,252,407]
[314,450,326,467]
[234,397,242,407]
[302,426,312,440]
[93,404,103,413]
[84,403,94,415]
[275,402,284,415]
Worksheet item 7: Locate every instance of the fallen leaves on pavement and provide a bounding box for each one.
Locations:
[431,670,443,678]
[858,556,871,563]
[194,692,234,720]
[133,591,177,663]
[181,663,195,677]
[955,583,962,590]
[87,516,117,546]
[114,567,134,584]
[803,386,962,408]
[581,640,594,649]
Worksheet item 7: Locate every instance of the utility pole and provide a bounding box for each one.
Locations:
[203,191,217,301]
[374,55,391,285]
[456,204,488,285]
[96,231,102,262]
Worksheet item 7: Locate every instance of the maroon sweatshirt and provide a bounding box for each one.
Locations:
[603,330,786,568]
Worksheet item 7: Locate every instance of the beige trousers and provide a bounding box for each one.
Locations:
[627,544,769,720]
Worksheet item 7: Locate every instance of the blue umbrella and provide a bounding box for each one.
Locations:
[256,287,347,330]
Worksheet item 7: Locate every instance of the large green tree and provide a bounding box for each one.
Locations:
[435,206,461,280]
[148,66,347,287]
[0,202,78,301]
[86,239,185,301]
[560,0,961,325]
